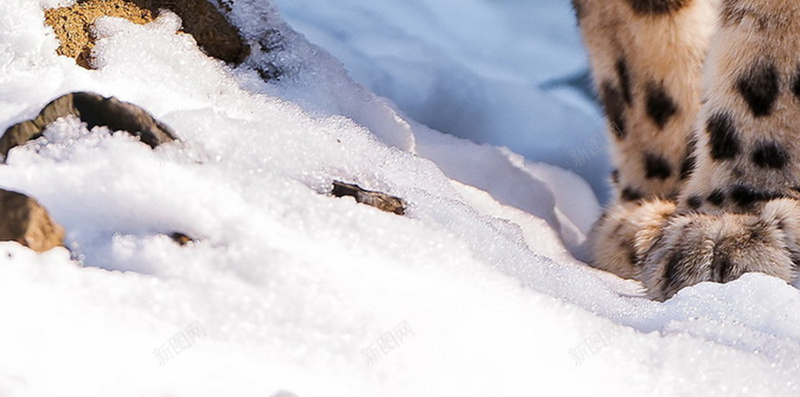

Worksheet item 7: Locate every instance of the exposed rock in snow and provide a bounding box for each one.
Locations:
[1,91,176,159]
[44,0,246,68]
[0,188,64,252]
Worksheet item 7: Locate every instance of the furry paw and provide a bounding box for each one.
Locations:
[593,198,800,300]
[642,199,800,300]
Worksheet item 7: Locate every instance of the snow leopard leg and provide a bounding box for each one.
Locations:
[573,0,716,279]
[641,0,800,300]
[578,0,800,300]
[573,0,715,201]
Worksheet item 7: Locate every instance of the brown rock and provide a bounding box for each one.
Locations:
[0,121,43,162]
[1,92,177,161]
[332,181,406,216]
[44,0,247,69]
[0,189,65,253]
[71,92,177,148]
[169,232,195,246]
[131,0,248,64]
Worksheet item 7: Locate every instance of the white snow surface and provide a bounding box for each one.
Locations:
[0,1,797,396]
[271,0,611,200]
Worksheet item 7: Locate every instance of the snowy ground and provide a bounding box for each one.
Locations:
[0,0,799,396]
[271,0,611,201]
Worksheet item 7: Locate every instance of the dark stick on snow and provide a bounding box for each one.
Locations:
[332,181,406,216]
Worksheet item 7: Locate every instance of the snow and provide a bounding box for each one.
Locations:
[0,0,798,396]
[271,0,610,200]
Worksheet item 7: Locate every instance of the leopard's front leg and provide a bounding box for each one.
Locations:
[575,0,714,282]
[576,0,714,203]
[642,0,800,299]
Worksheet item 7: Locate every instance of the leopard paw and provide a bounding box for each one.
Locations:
[592,198,800,300]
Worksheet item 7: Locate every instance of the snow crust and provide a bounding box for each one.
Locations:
[0,0,798,396]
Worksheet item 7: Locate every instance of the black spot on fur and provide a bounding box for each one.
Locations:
[663,248,685,296]
[711,254,734,282]
[616,58,633,105]
[680,154,696,180]
[707,189,725,206]
[752,141,790,169]
[730,185,783,207]
[789,246,800,270]
[646,82,678,129]
[706,112,740,160]
[621,187,643,202]
[626,0,690,15]
[600,81,627,139]
[626,246,639,267]
[687,195,702,209]
[611,169,620,185]
[644,152,672,180]
[679,136,697,180]
[737,61,780,117]
[792,255,800,269]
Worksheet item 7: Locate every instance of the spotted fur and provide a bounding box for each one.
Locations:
[574,0,800,300]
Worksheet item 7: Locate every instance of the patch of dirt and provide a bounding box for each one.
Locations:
[44,0,155,68]
[44,0,247,69]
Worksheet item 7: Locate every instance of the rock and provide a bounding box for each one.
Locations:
[0,189,65,253]
[44,0,247,69]
[332,181,406,215]
[169,232,195,246]
[131,0,248,64]
[1,92,177,161]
